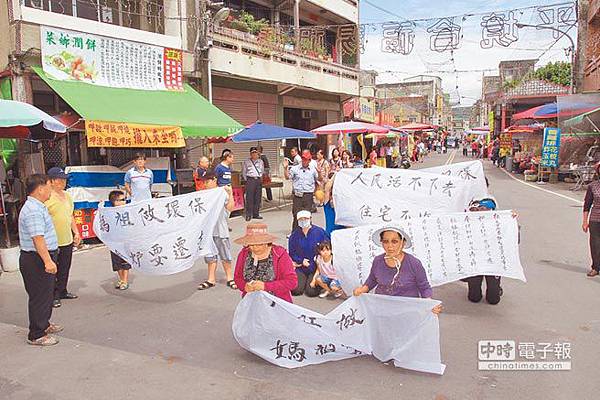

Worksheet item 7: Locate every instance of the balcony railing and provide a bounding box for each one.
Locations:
[212,25,359,80]
[22,0,165,34]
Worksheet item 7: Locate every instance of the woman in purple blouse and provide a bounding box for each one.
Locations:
[353,226,442,314]
[583,164,600,277]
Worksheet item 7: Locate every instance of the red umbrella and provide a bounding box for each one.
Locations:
[311,121,389,135]
[396,122,437,131]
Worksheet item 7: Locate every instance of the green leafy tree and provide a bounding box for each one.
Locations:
[531,61,572,87]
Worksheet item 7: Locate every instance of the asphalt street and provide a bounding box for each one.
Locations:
[1,150,599,400]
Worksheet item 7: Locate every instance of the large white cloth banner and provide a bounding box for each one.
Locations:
[422,160,489,202]
[331,211,525,296]
[333,168,472,226]
[94,188,227,275]
[233,291,445,375]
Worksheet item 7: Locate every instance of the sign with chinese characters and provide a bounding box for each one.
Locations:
[94,188,227,275]
[541,127,561,168]
[41,26,183,91]
[422,160,489,203]
[331,211,525,296]
[74,208,97,239]
[354,97,376,123]
[233,291,445,374]
[499,132,513,152]
[85,121,185,148]
[333,168,472,227]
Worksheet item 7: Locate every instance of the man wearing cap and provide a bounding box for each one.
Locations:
[353,226,442,314]
[288,210,329,297]
[242,147,265,222]
[19,174,62,346]
[45,167,81,308]
[124,152,154,203]
[283,149,318,231]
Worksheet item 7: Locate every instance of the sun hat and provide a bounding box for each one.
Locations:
[234,223,278,246]
[296,210,311,220]
[47,167,69,180]
[371,226,412,249]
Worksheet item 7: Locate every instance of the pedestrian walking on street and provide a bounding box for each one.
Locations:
[45,167,81,308]
[329,148,342,172]
[18,174,62,346]
[315,149,331,195]
[290,147,302,166]
[242,147,264,221]
[107,190,132,290]
[583,165,600,277]
[193,156,210,191]
[233,223,297,303]
[215,150,234,187]
[288,210,329,297]
[353,226,442,315]
[284,149,318,232]
[198,173,237,290]
[124,152,153,203]
[257,146,273,202]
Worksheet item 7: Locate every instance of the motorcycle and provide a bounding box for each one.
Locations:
[393,151,411,169]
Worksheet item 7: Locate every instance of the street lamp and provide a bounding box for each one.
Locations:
[516,23,576,94]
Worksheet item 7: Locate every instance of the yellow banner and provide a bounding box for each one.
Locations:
[85,121,185,148]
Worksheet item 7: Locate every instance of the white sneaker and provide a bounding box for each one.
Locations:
[319,290,330,298]
[334,291,343,299]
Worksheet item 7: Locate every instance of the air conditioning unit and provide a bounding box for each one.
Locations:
[302,110,316,119]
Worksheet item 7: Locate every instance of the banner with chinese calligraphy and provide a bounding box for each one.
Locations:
[422,160,490,202]
[541,128,561,167]
[41,26,183,91]
[85,121,185,148]
[332,168,472,227]
[331,211,525,297]
[233,291,445,374]
[94,188,227,275]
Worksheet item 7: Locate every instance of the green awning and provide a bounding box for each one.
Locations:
[33,67,242,138]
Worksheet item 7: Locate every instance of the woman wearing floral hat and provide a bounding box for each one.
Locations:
[353,226,442,314]
[233,223,298,303]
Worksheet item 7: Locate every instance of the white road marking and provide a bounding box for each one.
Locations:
[499,167,583,205]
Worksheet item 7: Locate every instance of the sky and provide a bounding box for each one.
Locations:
[358,0,577,106]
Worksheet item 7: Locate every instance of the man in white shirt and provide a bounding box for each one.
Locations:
[124,153,153,203]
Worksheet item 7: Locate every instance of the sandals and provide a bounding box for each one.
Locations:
[27,335,59,346]
[198,281,216,290]
[119,282,129,290]
[227,280,238,290]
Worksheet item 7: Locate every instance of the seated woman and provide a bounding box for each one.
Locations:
[233,223,298,303]
[353,226,442,314]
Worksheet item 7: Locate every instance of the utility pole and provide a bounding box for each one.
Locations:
[195,0,211,102]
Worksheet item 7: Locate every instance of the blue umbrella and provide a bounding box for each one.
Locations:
[231,121,315,143]
[534,102,599,118]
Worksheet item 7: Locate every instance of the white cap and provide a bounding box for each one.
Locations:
[296,210,311,220]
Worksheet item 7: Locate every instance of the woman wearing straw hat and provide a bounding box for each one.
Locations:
[233,223,298,303]
[353,226,442,314]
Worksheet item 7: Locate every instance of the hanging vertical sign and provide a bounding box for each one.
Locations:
[41,26,183,91]
[541,127,561,167]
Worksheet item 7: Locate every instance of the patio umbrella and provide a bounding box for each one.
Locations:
[533,102,599,119]
[311,121,389,135]
[232,121,315,143]
[396,122,436,131]
[0,99,66,140]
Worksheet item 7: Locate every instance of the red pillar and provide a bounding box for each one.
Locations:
[501,104,506,132]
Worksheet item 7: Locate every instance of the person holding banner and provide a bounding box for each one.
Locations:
[233,223,297,302]
[198,173,237,290]
[288,210,330,297]
[124,153,153,203]
[353,227,442,314]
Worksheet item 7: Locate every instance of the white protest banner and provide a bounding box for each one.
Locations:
[94,188,227,275]
[332,168,472,226]
[422,160,489,202]
[41,26,183,91]
[233,291,445,374]
[331,210,525,296]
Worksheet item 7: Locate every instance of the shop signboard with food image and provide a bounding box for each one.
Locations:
[41,26,183,91]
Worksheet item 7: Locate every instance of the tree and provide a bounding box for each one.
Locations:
[530,61,572,87]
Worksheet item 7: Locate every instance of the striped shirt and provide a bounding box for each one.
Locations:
[18,196,58,252]
[124,167,154,203]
